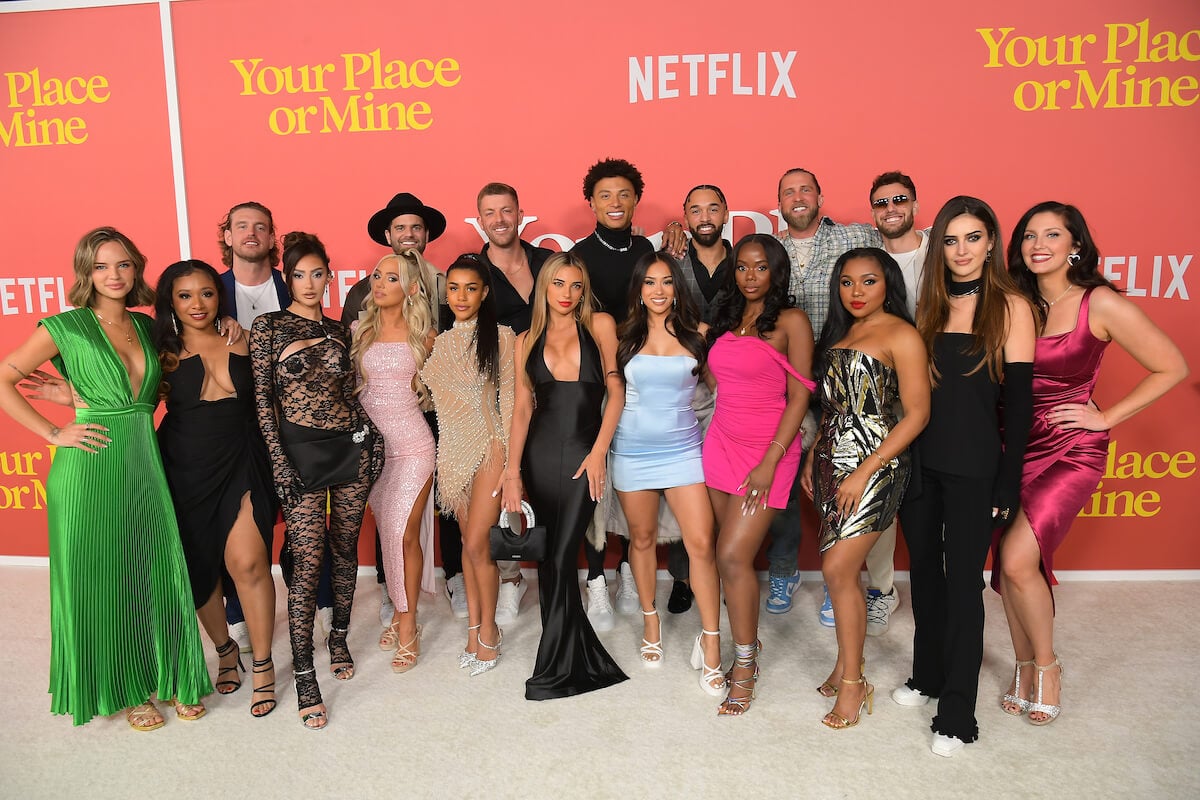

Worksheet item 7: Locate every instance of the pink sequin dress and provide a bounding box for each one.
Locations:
[992,288,1109,591]
[703,332,816,508]
[360,341,436,609]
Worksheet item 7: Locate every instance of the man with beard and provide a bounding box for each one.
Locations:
[215,201,292,651]
[768,168,881,618]
[473,182,554,625]
[217,201,289,327]
[341,193,454,626]
[856,170,929,635]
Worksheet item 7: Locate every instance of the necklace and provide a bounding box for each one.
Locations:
[94,310,133,343]
[1047,284,1076,305]
[240,279,275,311]
[948,278,983,298]
[594,228,632,253]
[738,313,760,336]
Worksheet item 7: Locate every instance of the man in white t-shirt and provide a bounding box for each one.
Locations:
[217,201,290,328]
[858,170,930,635]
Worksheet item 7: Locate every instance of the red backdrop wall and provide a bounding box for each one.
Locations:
[1,0,1197,571]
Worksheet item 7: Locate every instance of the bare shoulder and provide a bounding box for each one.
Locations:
[590,311,616,335]
[883,315,924,352]
[777,307,814,340]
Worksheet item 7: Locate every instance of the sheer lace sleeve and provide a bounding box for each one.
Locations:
[497,325,516,467]
[250,314,299,502]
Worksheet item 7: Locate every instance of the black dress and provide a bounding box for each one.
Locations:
[158,353,277,607]
[524,325,628,700]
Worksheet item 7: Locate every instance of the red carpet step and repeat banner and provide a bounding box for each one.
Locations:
[1,0,1197,571]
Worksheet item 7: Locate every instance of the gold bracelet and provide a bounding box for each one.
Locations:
[873,451,887,469]
[769,440,787,456]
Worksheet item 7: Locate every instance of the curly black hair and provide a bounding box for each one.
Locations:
[706,234,794,346]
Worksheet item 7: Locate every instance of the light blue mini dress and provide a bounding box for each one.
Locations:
[611,354,705,491]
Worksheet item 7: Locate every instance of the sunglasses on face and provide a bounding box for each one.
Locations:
[871,194,911,208]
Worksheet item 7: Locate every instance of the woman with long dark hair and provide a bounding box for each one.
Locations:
[153,260,279,717]
[251,232,383,729]
[886,196,1034,757]
[703,234,815,715]
[993,202,1186,726]
[801,247,929,731]
[0,227,211,729]
[611,251,723,694]
[421,254,516,675]
[503,251,628,699]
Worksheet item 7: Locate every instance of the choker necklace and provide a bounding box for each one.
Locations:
[948,278,983,298]
[94,310,133,343]
[594,226,632,253]
[1046,284,1076,306]
[453,317,478,330]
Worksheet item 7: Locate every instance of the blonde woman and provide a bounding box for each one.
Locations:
[503,252,629,699]
[352,251,437,673]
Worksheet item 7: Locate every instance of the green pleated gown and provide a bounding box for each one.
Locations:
[39,309,212,725]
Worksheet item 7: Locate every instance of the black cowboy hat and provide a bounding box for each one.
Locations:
[367,193,447,245]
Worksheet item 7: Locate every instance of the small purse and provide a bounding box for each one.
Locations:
[489,500,547,562]
[279,419,369,492]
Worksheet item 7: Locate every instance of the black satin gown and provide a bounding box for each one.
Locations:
[524,325,628,700]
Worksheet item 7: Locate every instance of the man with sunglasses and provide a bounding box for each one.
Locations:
[856,171,930,636]
[767,168,881,617]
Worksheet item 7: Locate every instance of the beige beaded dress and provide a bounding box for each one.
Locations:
[420,320,516,519]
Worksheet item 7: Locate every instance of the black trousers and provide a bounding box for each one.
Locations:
[898,467,994,743]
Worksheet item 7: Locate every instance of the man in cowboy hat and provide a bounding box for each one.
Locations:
[342,192,448,325]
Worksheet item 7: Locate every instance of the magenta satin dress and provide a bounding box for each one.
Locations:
[360,342,436,610]
[992,288,1108,591]
[703,332,816,508]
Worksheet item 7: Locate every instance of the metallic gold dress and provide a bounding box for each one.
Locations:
[814,348,910,551]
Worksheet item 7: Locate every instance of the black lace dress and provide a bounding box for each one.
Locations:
[250,310,383,713]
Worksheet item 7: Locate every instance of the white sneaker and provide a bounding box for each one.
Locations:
[445,573,468,619]
[931,733,964,758]
[495,579,528,626]
[229,620,251,654]
[615,562,640,614]
[586,576,615,632]
[865,587,899,637]
[379,582,395,627]
[892,684,931,706]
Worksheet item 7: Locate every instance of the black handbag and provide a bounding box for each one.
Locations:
[279,419,369,492]
[489,500,547,562]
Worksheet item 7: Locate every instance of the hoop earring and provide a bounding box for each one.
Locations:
[1067,253,1081,266]
[171,313,179,335]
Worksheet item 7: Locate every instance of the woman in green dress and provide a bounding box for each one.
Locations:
[0,227,212,729]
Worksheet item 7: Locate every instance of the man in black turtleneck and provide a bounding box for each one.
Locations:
[571,158,655,325]
[568,157,654,631]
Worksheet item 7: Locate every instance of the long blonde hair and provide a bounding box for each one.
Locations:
[351,250,435,403]
[521,252,596,387]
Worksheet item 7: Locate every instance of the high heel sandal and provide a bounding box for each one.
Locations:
[822,676,874,729]
[379,621,401,651]
[690,629,726,696]
[1001,658,1036,716]
[459,623,481,669]
[215,637,245,694]
[639,608,663,667]
[1028,656,1064,726]
[817,657,866,698]
[717,640,760,716]
[168,698,207,721]
[391,625,422,674]
[328,626,354,681]
[250,657,277,718]
[469,628,503,676]
[294,666,327,730]
[126,701,164,732]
